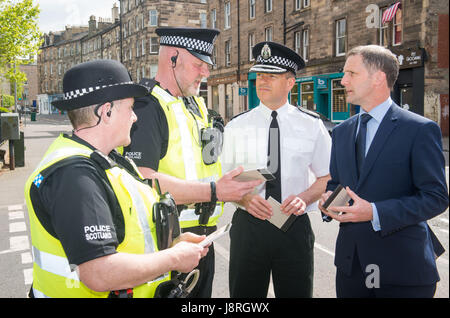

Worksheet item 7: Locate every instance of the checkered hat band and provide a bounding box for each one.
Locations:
[63,81,133,100]
[159,35,214,55]
[256,55,298,72]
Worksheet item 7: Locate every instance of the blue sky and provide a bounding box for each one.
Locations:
[35,0,117,33]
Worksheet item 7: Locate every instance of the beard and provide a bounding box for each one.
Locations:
[179,77,202,97]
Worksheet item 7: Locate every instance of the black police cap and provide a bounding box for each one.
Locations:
[250,41,305,75]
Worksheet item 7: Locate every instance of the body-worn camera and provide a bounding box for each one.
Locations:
[152,179,180,251]
[201,109,224,165]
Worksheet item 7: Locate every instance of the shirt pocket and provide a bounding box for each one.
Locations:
[283,136,315,156]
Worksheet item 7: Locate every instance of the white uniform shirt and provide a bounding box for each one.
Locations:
[222,101,332,212]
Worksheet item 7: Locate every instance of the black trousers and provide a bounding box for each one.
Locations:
[229,209,315,298]
[180,225,216,298]
[336,249,437,298]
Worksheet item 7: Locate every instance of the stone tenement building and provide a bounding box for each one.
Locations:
[37,0,209,114]
[207,0,448,136]
[37,0,448,136]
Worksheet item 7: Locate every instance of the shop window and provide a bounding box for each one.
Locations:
[199,80,208,103]
[212,86,220,113]
[332,79,347,113]
[225,92,233,119]
[300,82,314,110]
[291,83,299,106]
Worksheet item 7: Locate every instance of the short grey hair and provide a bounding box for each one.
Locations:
[67,104,98,129]
[347,45,399,90]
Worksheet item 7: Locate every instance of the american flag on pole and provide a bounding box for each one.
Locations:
[382,2,401,24]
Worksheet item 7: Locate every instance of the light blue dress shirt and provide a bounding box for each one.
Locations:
[356,97,392,231]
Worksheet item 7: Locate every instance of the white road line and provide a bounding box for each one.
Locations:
[7,205,23,211]
[314,243,335,257]
[21,252,33,264]
[9,235,29,251]
[9,222,27,233]
[0,235,30,255]
[9,211,25,220]
[23,268,33,285]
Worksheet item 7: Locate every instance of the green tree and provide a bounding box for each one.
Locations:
[0,0,42,98]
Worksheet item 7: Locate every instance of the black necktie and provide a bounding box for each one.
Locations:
[355,113,372,178]
[266,111,281,202]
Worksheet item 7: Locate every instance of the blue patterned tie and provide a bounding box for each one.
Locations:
[355,113,372,178]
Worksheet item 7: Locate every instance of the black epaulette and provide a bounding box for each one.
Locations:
[229,109,252,122]
[296,106,320,119]
[139,78,158,93]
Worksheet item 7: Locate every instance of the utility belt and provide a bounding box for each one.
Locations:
[177,202,219,227]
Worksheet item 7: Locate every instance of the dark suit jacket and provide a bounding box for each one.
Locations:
[327,103,448,286]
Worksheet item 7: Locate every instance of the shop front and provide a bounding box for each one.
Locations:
[296,73,356,123]
[390,47,425,116]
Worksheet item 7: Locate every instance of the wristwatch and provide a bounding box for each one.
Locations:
[210,181,217,203]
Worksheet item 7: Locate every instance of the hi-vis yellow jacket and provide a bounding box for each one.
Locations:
[151,85,223,228]
[24,135,170,298]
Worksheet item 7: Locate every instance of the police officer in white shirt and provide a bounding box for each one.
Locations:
[222,42,332,298]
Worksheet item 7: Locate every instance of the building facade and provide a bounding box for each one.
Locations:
[207,0,449,136]
[37,0,208,114]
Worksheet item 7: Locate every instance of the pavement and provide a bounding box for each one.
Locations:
[0,113,448,298]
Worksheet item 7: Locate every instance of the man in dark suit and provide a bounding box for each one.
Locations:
[319,45,448,298]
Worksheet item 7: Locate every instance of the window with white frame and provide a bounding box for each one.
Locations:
[200,13,207,28]
[296,0,310,10]
[141,38,146,56]
[392,7,402,46]
[149,37,159,54]
[249,33,255,61]
[335,18,346,56]
[294,31,301,54]
[265,0,272,13]
[149,10,158,26]
[150,64,158,78]
[224,2,231,29]
[302,28,309,62]
[379,6,403,47]
[225,40,231,66]
[211,9,216,28]
[212,46,217,68]
[265,26,273,41]
[249,0,256,19]
[379,7,388,47]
